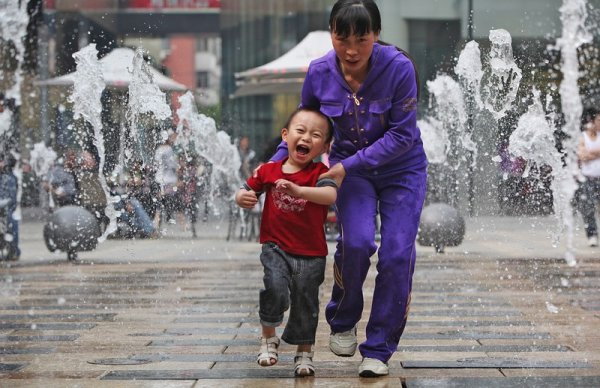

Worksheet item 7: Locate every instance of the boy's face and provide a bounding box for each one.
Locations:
[282,110,330,166]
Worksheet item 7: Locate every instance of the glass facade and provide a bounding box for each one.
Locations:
[406,19,461,110]
[220,0,330,161]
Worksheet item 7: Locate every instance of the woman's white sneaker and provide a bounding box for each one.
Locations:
[358,357,389,377]
[329,326,357,356]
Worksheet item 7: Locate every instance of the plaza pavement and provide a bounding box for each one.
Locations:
[0,209,599,387]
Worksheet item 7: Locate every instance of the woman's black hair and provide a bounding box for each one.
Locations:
[329,0,381,38]
[581,107,600,124]
[582,107,600,129]
[285,107,334,144]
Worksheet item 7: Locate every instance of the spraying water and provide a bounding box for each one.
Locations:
[69,44,119,241]
[552,0,593,266]
[420,7,595,263]
[455,40,484,111]
[481,29,523,121]
[508,90,563,236]
[0,0,28,105]
[124,47,172,169]
[176,91,242,209]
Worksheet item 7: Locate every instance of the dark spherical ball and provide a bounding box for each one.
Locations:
[43,206,101,254]
[417,203,465,252]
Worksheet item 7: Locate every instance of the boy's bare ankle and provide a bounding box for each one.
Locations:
[261,326,276,339]
[297,344,312,353]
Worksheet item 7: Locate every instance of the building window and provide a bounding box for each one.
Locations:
[197,71,209,88]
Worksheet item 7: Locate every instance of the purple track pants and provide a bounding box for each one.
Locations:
[325,166,427,363]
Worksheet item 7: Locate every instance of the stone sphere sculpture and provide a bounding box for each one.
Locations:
[43,206,101,261]
[417,203,465,253]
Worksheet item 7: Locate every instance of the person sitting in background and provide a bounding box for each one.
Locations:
[43,151,77,209]
[108,161,158,239]
[74,150,108,230]
[126,160,160,220]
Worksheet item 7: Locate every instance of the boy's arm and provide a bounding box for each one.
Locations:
[274,178,337,206]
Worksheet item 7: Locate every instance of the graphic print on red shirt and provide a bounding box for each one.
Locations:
[245,159,330,256]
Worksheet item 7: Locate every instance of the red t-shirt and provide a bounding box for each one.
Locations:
[245,159,331,256]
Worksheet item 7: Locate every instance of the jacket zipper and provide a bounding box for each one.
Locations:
[352,93,362,146]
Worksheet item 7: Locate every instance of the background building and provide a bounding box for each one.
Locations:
[37,0,221,156]
[220,0,330,161]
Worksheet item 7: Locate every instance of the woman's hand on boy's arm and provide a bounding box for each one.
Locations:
[235,188,258,209]
[318,163,346,187]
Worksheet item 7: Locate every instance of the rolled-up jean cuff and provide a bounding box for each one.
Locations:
[260,318,282,327]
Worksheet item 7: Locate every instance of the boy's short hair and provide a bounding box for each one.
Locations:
[284,107,334,144]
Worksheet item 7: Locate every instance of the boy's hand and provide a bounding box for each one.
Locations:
[236,189,258,209]
[275,179,302,197]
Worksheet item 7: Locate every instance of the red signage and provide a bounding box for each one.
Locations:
[127,0,220,8]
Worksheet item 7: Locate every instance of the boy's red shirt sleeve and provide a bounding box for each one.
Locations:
[245,164,265,193]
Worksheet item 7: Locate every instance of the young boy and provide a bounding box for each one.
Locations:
[235,107,337,376]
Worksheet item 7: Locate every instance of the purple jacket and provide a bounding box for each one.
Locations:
[274,43,427,175]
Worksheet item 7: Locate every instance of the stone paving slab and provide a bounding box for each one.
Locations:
[1,217,600,385]
[6,381,196,388]
[405,376,600,387]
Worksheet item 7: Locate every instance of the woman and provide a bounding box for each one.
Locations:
[271,0,427,377]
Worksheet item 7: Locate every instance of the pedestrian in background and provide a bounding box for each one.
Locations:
[576,107,600,247]
[0,155,20,261]
[271,0,427,377]
[238,135,256,180]
[154,129,179,226]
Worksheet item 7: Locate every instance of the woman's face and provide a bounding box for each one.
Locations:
[593,115,600,132]
[331,30,379,78]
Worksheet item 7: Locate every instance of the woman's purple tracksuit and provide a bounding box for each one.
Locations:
[274,43,427,363]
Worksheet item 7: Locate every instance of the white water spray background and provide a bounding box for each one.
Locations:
[419,0,596,264]
[69,44,119,241]
[124,47,172,169]
[176,91,242,207]
[481,29,523,121]
[554,0,593,265]
[69,44,241,240]
[0,0,28,106]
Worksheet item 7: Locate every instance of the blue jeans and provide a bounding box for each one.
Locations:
[577,177,600,238]
[259,242,326,345]
[8,213,20,258]
[117,198,155,237]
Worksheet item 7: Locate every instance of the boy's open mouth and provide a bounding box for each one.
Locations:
[296,144,310,155]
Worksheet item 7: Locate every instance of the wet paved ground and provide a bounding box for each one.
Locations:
[1,212,599,387]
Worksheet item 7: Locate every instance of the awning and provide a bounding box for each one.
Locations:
[36,47,187,92]
[233,31,332,98]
